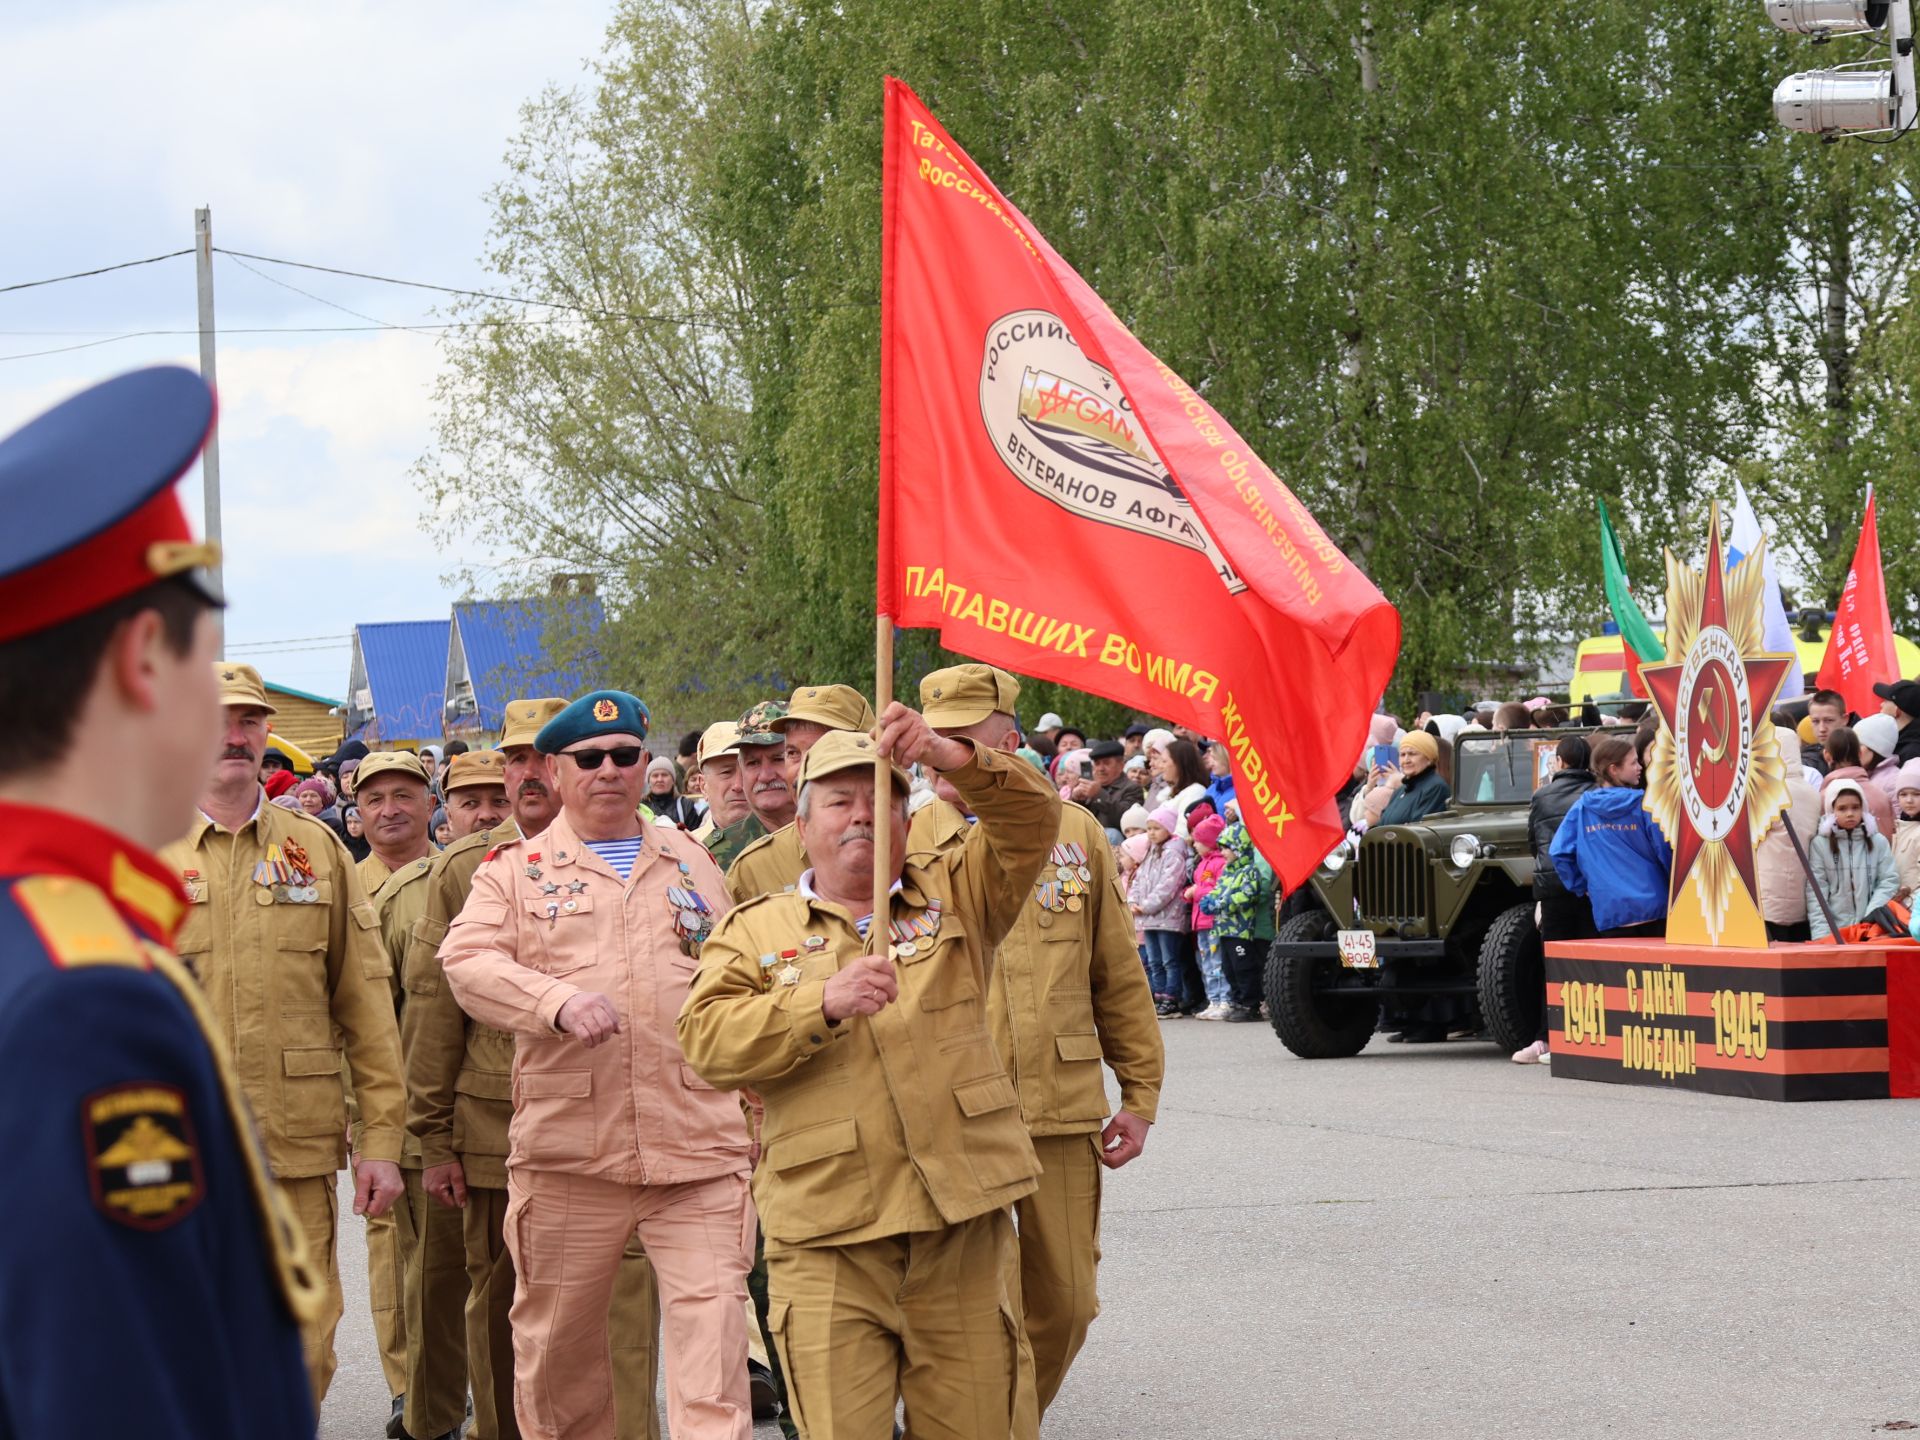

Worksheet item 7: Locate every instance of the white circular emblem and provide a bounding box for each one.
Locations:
[978,309,1245,594]
[1673,625,1752,841]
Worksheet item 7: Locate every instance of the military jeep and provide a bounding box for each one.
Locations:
[1265,727,1596,1058]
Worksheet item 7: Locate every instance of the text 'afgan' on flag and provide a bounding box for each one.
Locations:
[876,77,1400,888]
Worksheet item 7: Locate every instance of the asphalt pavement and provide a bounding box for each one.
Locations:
[323,1020,1920,1439]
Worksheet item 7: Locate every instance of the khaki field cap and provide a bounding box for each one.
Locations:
[697,721,740,767]
[353,751,432,790]
[499,696,567,750]
[444,749,508,792]
[920,663,1021,729]
[214,662,277,714]
[777,684,876,735]
[798,729,911,796]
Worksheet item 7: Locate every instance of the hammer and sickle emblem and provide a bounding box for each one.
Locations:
[1693,680,1730,776]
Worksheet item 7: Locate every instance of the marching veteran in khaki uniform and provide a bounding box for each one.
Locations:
[369,749,502,1440]
[441,690,755,1440]
[680,702,1062,1440]
[352,747,462,1439]
[908,665,1163,1415]
[404,701,665,1440]
[725,684,876,904]
[688,721,744,846]
[163,662,407,1405]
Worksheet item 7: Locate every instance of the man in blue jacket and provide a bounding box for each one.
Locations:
[0,368,321,1437]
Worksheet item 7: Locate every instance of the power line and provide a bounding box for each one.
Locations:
[0,249,192,296]
[0,316,602,363]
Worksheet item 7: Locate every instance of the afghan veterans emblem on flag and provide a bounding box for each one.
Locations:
[878,77,1400,888]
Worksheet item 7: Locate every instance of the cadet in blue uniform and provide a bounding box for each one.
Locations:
[0,367,322,1437]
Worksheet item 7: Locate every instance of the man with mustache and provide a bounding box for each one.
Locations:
[0,367,320,1436]
[403,699,663,1440]
[442,691,747,1440]
[680,704,1060,1440]
[704,701,793,872]
[163,662,407,1407]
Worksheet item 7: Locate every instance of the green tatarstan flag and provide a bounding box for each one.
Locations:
[1599,498,1664,694]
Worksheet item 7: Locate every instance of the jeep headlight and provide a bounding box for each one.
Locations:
[1448,834,1481,869]
[1321,840,1352,873]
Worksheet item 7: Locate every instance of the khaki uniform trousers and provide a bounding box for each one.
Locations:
[283,1174,345,1407]
[1014,1134,1103,1416]
[505,1168,753,1440]
[364,1174,471,1434]
[466,1185,666,1440]
[766,1209,1038,1440]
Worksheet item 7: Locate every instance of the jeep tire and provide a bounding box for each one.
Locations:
[1266,912,1377,1059]
[1476,902,1544,1053]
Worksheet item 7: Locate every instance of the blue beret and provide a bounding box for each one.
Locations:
[535,690,651,753]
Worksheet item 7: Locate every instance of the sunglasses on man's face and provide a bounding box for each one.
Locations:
[564,746,645,771]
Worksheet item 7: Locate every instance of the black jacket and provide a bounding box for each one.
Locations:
[1083,777,1145,830]
[1529,768,1595,898]
[1802,742,1830,778]
[1897,719,1920,766]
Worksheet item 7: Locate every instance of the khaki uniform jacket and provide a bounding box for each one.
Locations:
[909,799,1162,1135]
[440,811,751,1186]
[164,798,406,1178]
[371,856,435,1168]
[724,823,807,903]
[403,821,520,1190]
[679,746,1059,1249]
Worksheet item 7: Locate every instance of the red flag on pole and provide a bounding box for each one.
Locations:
[877,78,1400,888]
[1816,487,1897,717]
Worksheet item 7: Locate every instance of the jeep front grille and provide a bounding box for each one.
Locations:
[1355,834,1428,929]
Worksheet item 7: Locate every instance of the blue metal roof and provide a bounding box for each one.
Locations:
[450,599,604,732]
[356,619,450,742]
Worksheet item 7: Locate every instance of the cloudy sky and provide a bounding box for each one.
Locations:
[1,0,616,697]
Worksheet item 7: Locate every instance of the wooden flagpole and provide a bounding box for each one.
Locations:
[870,613,895,955]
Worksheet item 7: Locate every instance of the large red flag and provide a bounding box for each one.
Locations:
[877,78,1400,888]
[1816,489,1897,717]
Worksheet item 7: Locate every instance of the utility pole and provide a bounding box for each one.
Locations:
[194,205,224,656]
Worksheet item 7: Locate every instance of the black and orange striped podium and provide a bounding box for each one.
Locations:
[1545,939,1918,1101]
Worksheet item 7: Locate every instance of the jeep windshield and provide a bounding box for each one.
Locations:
[1451,733,1560,806]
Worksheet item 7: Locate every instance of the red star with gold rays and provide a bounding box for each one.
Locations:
[1638,520,1795,909]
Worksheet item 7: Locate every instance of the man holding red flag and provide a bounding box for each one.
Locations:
[877,77,1398,889]
[1818,487,1900,721]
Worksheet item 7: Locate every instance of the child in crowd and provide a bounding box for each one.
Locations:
[1208,821,1277,1022]
[1119,832,1151,963]
[1185,815,1229,1018]
[1129,806,1191,1016]
[1120,804,1151,839]
[1894,761,1920,894]
[1811,779,1898,940]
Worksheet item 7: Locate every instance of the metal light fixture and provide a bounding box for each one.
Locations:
[1764,0,1916,136]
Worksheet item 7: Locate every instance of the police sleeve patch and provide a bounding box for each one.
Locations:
[85,1083,204,1229]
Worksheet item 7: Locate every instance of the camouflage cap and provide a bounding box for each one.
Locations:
[732,698,788,749]
[798,729,911,796]
[499,696,567,750]
[919,663,1021,729]
[353,750,432,791]
[776,684,876,735]
[696,721,740,767]
[444,749,508,792]
[214,662,277,714]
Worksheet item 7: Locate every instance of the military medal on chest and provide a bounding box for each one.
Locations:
[254,840,318,903]
[1035,842,1089,914]
[887,896,944,958]
[180,868,205,904]
[665,851,714,956]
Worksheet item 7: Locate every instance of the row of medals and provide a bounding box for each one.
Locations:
[1036,841,1093,914]
[756,896,947,989]
[523,846,714,959]
[251,841,319,904]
